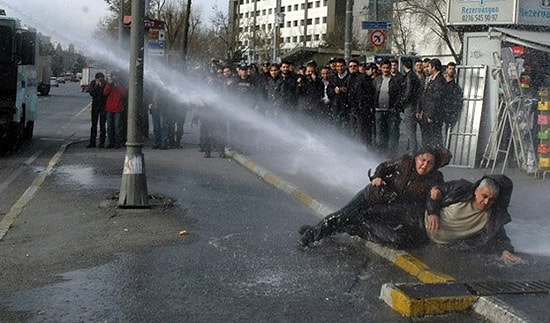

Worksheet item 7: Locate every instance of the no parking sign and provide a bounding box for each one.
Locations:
[370,29,386,47]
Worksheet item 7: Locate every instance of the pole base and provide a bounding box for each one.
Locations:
[118,173,150,208]
[118,151,149,208]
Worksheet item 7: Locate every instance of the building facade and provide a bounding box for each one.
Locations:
[230,0,346,63]
[229,0,458,64]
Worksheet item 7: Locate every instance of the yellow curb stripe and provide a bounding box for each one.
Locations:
[380,283,478,317]
[395,254,455,283]
[0,142,69,240]
[228,149,333,218]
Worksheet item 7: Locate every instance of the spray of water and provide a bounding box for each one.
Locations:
[3,1,548,257]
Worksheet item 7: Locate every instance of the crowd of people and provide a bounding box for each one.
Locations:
[85,56,463,158]
[196,56,464,158]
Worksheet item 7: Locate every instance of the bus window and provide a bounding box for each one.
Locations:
[0,26,14,64]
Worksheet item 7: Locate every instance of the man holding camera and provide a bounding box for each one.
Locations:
[296,61,324,117]
[86,72,107,148]
[327,58,351,129]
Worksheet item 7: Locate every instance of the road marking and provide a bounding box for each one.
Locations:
[76,103,91,117]
[0,143,68,240]
[24,150,42,165]
[0,150,43,196]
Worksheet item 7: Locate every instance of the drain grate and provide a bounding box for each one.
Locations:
[465,280,550,296]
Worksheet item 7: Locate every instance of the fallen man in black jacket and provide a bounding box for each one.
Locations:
[424,174,523,264]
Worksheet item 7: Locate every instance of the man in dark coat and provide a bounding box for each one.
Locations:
[296,62,324,117]
[400,59,422,153]
[424,174,523,263]
[347,59,375,147]
[278,60,299,114]
[327,58,351,129]
[417,58,447,149]
[86,72,107,148]
[443,62,464,141]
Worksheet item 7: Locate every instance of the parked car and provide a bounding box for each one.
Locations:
[57,76,65,83]
[50,76,59,87]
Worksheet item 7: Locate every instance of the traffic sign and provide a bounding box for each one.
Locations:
[370,29,386,47]
[361,21,392,30]
[147,40,166,56]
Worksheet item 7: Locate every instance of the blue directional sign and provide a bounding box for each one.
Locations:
[361,21,392,30]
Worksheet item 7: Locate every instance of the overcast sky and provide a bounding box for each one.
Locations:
[0,0,228,48]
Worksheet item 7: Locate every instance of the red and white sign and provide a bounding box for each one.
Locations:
[370,29,386,47]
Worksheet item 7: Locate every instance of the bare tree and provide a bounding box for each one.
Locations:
[210,5,242,62]
[392,3,415,56]
[396,0,462,62]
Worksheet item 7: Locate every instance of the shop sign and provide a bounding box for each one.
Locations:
[448,0,550,26]
[447,0,518,25]
[518,0,550,25]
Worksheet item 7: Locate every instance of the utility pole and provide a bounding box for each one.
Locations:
[252,0,257,62]
[119,0,149,208]
[344,0,353,62]
[272,0,282,63]
[181,0,192,68]
[303,0,308,48]
[118,0,125,49]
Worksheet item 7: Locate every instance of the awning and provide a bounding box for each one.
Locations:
[488,27,550,53]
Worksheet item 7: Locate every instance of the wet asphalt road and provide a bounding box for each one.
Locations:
[0,82,548,322]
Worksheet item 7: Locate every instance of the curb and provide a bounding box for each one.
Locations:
[227,149,528,322]
[379,282,478,317]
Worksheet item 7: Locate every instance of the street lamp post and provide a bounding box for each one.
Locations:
[118,0,149,208]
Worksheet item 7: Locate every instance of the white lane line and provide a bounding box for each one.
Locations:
[0,143,68,240]
[76,103,91,117]
[0,150,43,195]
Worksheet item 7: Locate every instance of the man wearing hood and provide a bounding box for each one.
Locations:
[424,174,522,263]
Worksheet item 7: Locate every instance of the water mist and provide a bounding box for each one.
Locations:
[4,1,549,257]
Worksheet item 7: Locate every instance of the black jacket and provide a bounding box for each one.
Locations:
[88,79,107,109]
[400,70,421,109]
[373,74,402,112]
[426,174,515,254]
[419,72,446,121]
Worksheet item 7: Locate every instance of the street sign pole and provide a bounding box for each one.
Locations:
[119,0,149,208]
